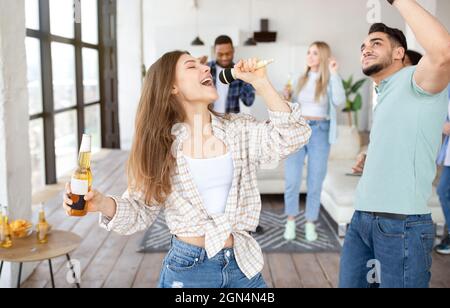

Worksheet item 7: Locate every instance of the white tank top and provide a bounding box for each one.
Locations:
[297,71,329,118]
[184,152,234,215]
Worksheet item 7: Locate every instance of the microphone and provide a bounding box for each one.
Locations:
[219,59,274,85]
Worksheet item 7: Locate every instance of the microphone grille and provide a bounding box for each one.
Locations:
[219,69,235,85]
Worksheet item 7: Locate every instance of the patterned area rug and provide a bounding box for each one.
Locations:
[137,208,341,253]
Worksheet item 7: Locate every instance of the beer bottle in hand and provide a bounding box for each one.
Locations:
[69,134,92,217]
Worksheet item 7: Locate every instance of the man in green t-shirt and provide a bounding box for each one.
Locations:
[339,0,450,288]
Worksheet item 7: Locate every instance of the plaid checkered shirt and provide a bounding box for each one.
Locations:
[100,102,311,279]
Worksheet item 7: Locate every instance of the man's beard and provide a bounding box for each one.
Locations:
[362,57,392,76]
[363,64,384,76]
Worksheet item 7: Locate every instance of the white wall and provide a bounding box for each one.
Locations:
[117,0,450,147]
[0,0,33,288]
[117,0,144,150]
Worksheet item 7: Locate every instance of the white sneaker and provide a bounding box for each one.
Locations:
[283,220,296,241]
[305,222,318,242]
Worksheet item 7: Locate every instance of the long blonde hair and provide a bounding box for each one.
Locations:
[297,41,331,102]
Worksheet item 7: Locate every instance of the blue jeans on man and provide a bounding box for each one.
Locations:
[339,211,435,288]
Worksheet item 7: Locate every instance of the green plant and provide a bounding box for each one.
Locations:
[342,76,367,127]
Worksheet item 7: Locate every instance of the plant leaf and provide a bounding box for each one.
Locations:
[351,79,367,93]
[352,94,363,111]
[342,79,350,90]
[348,75,354,87]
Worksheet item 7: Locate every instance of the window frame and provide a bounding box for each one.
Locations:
[26,0,120,185]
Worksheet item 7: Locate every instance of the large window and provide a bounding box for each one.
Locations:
[26,0,119,193]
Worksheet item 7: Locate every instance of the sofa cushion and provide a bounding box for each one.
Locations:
[322,160,359,209]
[322,160,444,224]
[257,162,285,180]
[329,126,361,160]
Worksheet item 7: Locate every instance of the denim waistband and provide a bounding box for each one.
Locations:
[170,236,235,262]
[307,119,330,125]
[357,210,432,222]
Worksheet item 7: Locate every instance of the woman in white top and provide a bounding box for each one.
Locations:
[62,51,311,288]
[283,42,346,242]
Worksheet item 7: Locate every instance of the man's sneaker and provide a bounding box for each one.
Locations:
[435,237,450,255]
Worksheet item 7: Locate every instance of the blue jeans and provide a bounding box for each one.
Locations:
[158,237,267,288]
[339,211,435,288]
[437,166,450,235]
[284,120,331,222]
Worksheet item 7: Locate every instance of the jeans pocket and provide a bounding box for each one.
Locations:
[319,121,331,132]
[375,217,406,238]
[420,233,435,270]
[166,250,200,273]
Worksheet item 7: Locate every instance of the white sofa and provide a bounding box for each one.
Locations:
[256,125,446,237]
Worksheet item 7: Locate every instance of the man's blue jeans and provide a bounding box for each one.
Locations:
[339,211,435,288]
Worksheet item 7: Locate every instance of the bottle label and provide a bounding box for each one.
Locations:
[70,178,88,211]
[71,178,89,195]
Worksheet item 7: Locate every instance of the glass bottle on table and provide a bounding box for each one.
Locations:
[36,203,49,244]
[284,74,294,101]
[0,207,13,249]
[69,134,92,217]
[0,205,3,247]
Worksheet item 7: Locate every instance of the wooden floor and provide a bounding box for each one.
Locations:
[22,150,450,288]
